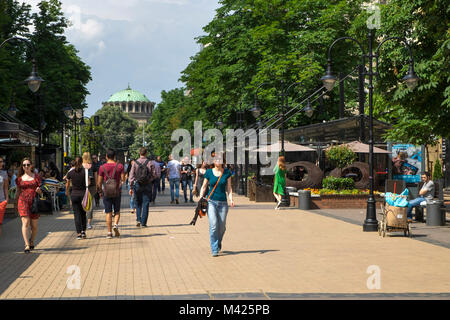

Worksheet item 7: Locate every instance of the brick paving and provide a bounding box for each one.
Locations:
[0,185,449,300]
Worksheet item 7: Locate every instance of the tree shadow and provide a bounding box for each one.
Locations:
[221,249,279,256]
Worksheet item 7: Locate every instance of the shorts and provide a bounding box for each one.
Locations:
[0,200,7,225]
[103,196,121,214]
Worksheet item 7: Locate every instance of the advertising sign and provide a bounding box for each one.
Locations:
[392,144,422,183]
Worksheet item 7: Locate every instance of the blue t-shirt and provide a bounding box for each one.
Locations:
[205,168,232,201]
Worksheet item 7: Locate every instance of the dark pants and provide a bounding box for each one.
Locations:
[71,194,87,234]
[182,179,194,202]
[134,182,151,226]
[160,173,166,192]
[152,178,160,203]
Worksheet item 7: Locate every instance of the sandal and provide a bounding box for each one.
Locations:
[29,238,35,250]
[24,245,31,254]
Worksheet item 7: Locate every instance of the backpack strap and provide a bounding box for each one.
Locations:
[111,163,119,178]
[101,164,111,180]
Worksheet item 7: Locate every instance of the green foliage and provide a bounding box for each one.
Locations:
[94,105,138,152]
[322,176,355,190]
[325,145,356,169]
[0,0,91,145]
[7,148,30,164]
[433,159,444,180]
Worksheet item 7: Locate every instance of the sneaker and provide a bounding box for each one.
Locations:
[190,200,195,203]
[81,232,87,239]
[87,224,92,230]
[141,225,148,228]
[136,222,141,227]
[77,234,82,240]
[170,200,175,204]
[212,252,219,257]
[106,233,113,239]
[176,199,179,204]
[275,201,281,210]
[113,225,120,237]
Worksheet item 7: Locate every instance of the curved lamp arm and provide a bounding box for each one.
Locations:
[327,36,366,67]
[375,37,419,90]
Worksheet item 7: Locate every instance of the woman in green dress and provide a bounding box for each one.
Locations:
[273,156,287,210]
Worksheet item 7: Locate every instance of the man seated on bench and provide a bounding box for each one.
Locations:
[407,172,434,221]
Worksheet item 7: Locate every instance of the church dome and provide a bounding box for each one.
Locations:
[107,85,151,103]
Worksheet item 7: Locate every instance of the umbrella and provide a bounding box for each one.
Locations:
[252,141,315,152]
[326,141,391,154]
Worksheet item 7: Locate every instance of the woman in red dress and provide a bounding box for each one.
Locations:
[15,158,42,253]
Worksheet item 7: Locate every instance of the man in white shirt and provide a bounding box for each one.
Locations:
[407,172,435,220]
[167,154,181,204]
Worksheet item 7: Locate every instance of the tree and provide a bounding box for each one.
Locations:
[94,105,138,152]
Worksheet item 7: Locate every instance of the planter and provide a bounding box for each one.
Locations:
[289,193,384,209]
[255,184,275,203]
[248,179,256,201]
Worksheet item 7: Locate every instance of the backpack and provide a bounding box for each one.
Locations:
[102,163,119,198]
[135,159,156,185]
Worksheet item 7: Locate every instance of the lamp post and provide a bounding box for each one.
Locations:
[1,36,44,167]
[321,30,419,232]
[80,115,100,154]
[64,107,83,156]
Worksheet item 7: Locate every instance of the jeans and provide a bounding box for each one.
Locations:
[169,178,180,201]
[152,178,160,203]
[182,179,193,202]
[134,183,151,226]
[71,194,87,234]
[127,183,135,210]
[160,173,166,192]
[207,199,229,254]
[407,196,426,218]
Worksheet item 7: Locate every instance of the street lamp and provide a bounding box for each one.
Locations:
[322,30,419,232]
[80,115,100,154]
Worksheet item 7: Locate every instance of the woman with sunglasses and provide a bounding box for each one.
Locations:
[16,158,42,253]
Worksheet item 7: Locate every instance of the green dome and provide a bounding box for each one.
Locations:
[107,85,151,103]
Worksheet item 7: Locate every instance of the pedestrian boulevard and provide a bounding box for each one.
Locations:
[0,189,449,300]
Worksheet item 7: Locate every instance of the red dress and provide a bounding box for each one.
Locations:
[17,175,41,220]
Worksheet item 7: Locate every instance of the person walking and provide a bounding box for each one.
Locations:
[150,156,161,205]
[273,156,287,210]
[181,157,195,203]
[156,156,166,194]
[0,158,9,237]
[128,148,154,227]
[65,157,89,240]
[15,158,43,253]
[91,154,101,208]
[126,159,136,214]
[193,160,208,198]
[199,153,234,257]
[82,153,97,229]
[167,154,181,205]
[98,149,125,238]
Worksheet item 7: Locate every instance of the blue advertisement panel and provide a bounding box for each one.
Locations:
[392,144,422,183]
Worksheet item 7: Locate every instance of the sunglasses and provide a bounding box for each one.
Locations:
[23,164,32,167]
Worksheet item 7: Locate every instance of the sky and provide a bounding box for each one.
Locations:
[24,0,220,116]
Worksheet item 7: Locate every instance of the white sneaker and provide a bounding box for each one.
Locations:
[113,225,120,237]
[275,201,281,210]
[87,224,92,229]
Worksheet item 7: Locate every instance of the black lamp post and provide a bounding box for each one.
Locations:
[80,115,100,155]
[1,36,44,168]
[321,30,419,232]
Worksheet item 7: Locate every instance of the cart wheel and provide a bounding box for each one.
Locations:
[378,221,382,236]
[382,222,386,237]
[408,224,412,238]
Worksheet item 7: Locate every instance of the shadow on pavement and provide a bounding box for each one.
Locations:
[221,249,279,256]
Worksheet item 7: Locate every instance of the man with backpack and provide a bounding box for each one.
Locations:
[128,147,156,227]
[97,149,125,238]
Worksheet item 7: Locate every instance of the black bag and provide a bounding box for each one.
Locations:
[190,197,208,226]
[135,160,152,185]
[31,194,39,214]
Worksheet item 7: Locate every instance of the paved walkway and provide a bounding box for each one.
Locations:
[0,185,449,300]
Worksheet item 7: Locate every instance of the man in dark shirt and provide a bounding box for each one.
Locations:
[181,157,195,203]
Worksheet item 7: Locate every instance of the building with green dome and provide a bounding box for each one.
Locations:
[102,85,155,125]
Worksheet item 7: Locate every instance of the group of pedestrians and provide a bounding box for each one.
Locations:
[7,147,236,258]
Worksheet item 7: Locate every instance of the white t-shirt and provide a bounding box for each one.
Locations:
[167,160,181,179]
[0,170,8,202]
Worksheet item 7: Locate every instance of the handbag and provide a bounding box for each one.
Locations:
[31,194,39,214]
[82,169,92,212]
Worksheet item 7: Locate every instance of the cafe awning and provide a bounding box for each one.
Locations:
[252,141,316,152]
[326,140,391,154]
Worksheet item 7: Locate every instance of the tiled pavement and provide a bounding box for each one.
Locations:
[0,185,449,300]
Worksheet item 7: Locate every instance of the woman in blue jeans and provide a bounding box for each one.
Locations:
[200,155,234,257]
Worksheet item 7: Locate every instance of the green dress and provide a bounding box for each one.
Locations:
[273,165,286,195]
